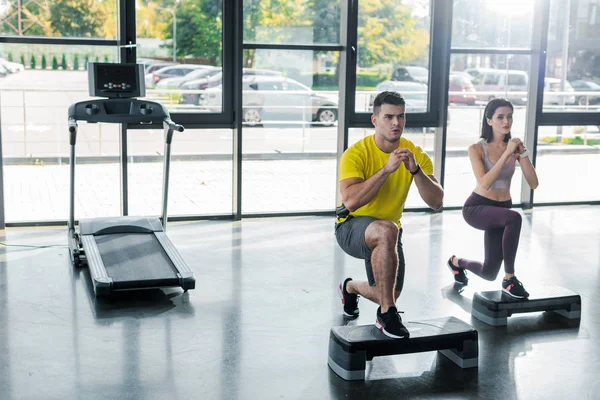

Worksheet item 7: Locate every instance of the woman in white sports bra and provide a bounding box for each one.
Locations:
[447,98,539,299]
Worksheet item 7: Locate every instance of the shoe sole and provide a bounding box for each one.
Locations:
[447,260,468,285]
[338,283,359,319]
[375,320,409,339]
[502,288,528,299]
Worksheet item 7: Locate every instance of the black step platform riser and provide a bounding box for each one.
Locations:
[471,286,582,326]
[328,317,478,381]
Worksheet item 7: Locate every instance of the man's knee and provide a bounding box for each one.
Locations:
[366,220,398,249]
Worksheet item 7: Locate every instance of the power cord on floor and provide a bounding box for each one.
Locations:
[0,241,68,249]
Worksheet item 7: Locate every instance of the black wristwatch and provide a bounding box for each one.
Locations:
[410,164,421,175]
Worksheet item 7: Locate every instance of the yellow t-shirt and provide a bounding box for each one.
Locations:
[337,135,434,227]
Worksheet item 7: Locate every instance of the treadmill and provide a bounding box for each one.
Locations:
[67,62,196,297]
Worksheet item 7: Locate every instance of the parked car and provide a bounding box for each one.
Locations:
[369,81,428,113]
[448,73,477,105]
[544,78,576,105]
[181,68,282,105]
[0,58,24,74]
[391,66,429,84]
[156,67,221,89]
[570,80,600,105]
[144,64,208,88]
[471,69,528,105]
[464,67,497,81]
[143,61,177,74]
[199,75,338,125]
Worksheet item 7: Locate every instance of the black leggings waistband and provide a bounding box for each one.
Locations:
[464,192,512,209]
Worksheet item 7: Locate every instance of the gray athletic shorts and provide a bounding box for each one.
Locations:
[334,216,405,291]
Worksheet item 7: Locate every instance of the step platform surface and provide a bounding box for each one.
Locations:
[471,285,581,326]
[328,316,478,381]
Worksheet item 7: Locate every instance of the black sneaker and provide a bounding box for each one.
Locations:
[447,255,468,285]
[502,276,530,299]
[376,306,410,339]
[338,278,359,319]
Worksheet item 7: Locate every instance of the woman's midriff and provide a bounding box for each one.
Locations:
[472,186,512,202]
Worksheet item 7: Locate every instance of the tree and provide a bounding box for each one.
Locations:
[49,0,105,37]
[8,53,13,62]
[172,0,223,65]
[311,0,340,44]
[30,55,36,70]
[20,54,25,67]
[0,1,52,36]
[73,53,79,70]
[61,54,67,70]
[242,0,312,67]
[42,55,47,69]
[357,0,429,68]
[52,56,59,70]
[84,55,89,70]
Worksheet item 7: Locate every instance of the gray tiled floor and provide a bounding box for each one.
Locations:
[1,206,599,399]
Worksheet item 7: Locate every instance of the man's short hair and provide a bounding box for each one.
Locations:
[373,91,405,115]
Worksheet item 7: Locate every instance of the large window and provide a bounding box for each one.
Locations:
[535,125,600,203]
[544,0,600,112]
[243,0,340,45]
[451,0,535,49]
[445,53,530,206]
[0,0,118,39]
[0,44,119,222]
[136,0,224,114]
[128,129,234,217]
[355,0,431,113]
[241,49,340,213]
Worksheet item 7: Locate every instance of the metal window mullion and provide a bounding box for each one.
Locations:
[431,0,454,190]
[229,0,243,219]
[0,92,4,229]
[242,43,344,51]
[0,37,118,46]
[118,0,136,216]
[450,48,534,55]
[521,0,551,208]
[335,0,356,208]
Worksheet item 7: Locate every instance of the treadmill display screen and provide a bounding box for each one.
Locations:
[96,64,137,93]
[89,63,145,98]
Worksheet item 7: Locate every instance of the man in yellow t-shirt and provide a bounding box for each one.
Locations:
[336,91,444,339]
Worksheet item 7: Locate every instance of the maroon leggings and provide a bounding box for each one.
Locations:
[458,192,522,280]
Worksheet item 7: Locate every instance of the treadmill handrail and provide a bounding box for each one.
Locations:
[164,118,184,133]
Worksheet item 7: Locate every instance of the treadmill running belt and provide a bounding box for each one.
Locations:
[95,233,180,289]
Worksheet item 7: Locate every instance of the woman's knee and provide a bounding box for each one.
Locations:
[506,210,522,227]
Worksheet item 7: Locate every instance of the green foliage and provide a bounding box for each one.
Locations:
[30,55,36,70]
[73,53,79,70]
[562,136,600,145]
[61,54,67,70]
[84,54,90,70]
[104,55,109,63]
[95,56,99,63]
[357,0,429,67]
[8,53,13,62]
[540,135,600,145]
[173,1,222,65]
[52,55,59,70]
[49,0,105,37]
[20,54,25,67]
[42,55,47,69]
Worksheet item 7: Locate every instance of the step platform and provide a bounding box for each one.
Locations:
[328,316,478,381]
[471,285,581,326]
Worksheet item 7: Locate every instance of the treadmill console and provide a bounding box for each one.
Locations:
[88,63,145,98]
